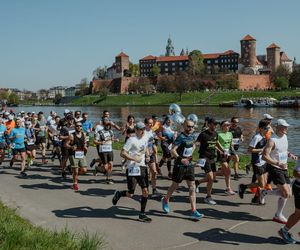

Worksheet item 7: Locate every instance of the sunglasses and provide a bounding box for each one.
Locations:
[76,125,82,128]
[187,125,194,128]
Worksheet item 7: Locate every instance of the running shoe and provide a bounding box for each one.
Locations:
[138,213,152,223]
[225,189,235,195]
[9,160,13,167]
[259,189,267,205]
[20,171,27,177]
[191,210,204,221]
[273,214,287,224]
[278,228,296,244]
[167,172,172,180]
[89,159,96,168]
[151,189,160,198]
[213,179,219,183]
[251,195,260,205]
[204,197,216,205]
[51,156,55,162]
[106,179,114,185]
[112,190,121,205]
[73,183,79,191]
[161,197,170,213]
[93,169,98,176]
[238,184,247,199]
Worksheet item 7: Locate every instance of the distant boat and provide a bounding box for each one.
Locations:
[234,97,277,108]
[278,97,300,107]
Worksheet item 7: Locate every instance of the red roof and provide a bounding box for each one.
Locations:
[202,53,221,59]
[140,55,156,60]
[267,43,280,49]
[241,34,256,41]
[116,52,129,57]
[280,52,291,61]
[156,55,188,62]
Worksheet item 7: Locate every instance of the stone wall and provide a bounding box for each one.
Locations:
[238,74,273,90]
[90,77,138,94]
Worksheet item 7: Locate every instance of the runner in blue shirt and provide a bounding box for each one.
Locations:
[0,117,7,165]
[9,118,27,177]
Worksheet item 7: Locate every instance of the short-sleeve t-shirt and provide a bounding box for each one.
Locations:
[197,129,218,159]
[123,135,148,167]
[249,133,266,166]
[0,124,7,143]
[173,132,196,166]
[218,132,233,150]
[10,127,26,149]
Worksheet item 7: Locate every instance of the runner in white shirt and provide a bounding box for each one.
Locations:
[112,122,152,222]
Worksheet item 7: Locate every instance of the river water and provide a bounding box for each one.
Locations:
[14,106,300,154]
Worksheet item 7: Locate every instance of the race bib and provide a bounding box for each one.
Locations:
[232,138,240,145]
[99,144,112,153]
[75,150,84,159]
[279,152,288,163]
[128,163,141,176]
[224,149,230,157]
[27,140,34,145]
[196,158,206,168]
[183,147,193,157]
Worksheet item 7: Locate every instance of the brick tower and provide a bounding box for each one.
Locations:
[267,43,280,72]
[115,52,129,77]
[240,34,256,68]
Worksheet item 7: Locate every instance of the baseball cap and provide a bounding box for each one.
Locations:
[276,119,290,127]
[64,109,70,114]
[4,112,9,116]
[151,114,158,120]
[8,115,13,120]
[263,114,273,120]
[135,121,146,130]
[25,121,32,126]
[207,118,219,125]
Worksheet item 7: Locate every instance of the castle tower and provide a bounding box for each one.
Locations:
[267,43,280,72]
[240,34,256,67]
[115,52,129,77]
[165,37,175,56]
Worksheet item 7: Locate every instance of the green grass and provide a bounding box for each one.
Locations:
[70,90,300,106]
[0,203,106,250]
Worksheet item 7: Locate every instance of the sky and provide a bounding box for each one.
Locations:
[0,0,299,91]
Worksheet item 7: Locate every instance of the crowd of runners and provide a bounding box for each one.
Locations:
[0,106,299,244]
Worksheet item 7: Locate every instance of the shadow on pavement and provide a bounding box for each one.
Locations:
[52,205,140,222]
[20,182,70,190]
[184,228,285,245]
[77,188,115,197]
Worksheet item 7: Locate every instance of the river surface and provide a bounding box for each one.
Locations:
[14,106,300,154]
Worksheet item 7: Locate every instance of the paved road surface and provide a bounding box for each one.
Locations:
[0,149,299,250]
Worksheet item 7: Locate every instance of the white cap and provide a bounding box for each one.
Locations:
[64,109,70,114]
[277,119,290,127]
[8,115,13,120]
[263,114,273,120]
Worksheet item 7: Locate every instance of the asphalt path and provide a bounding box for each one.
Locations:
[0,149,299,250]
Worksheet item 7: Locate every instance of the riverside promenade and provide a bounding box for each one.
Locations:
[0,149,299,250]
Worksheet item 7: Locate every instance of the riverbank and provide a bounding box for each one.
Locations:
[69,90,300,106]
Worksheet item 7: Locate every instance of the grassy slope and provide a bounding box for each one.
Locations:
[0,203,106,250]
[70,90,300,106]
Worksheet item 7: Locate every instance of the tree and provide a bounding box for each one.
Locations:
[8,92,20,105]
[149,64,161,78]
[77,78,90,96]
[128,78,154,94]
[173,72,190,101]
[274,76,289,90]
[99,87,109,100]
[93,66,107,80]
[289,69,300,88]
[53,93,62,104]
[129,62,139,77]
[188,50,204,76]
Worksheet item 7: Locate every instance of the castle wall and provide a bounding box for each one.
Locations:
[238,74,273,90]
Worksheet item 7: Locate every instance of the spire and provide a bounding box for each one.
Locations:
[180,48,185,56]
[165,36,175,56]
[186,47,189,56]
